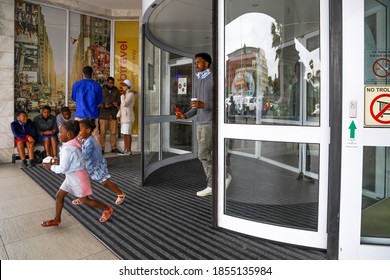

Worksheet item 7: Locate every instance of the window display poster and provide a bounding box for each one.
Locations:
[115,21,139,135]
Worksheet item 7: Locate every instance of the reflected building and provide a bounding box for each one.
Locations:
[226,46,268,98]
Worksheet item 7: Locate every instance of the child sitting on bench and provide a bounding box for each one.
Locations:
[10,110,37,167]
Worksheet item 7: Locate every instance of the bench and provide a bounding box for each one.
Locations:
[12,144,45,163]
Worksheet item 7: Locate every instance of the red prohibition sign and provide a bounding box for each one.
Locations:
[370,93,390,124]
[372,58,390,78]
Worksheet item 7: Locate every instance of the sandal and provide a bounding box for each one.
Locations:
[41,219,61,227]
[115,193,126,205]
[72,198,82,205]
[99,206,113,223]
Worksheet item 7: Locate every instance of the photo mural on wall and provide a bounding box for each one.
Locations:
[14,0,66,117]
[14,0,111,116]
[68,12,111,110]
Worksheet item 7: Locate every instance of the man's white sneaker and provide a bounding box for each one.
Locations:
[196,186,212,197]
[118,150,130,156]
[226,173,232,189]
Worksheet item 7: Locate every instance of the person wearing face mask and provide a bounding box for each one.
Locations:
[176,53,214,197]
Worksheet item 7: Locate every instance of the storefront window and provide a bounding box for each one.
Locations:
[224,1,320,126]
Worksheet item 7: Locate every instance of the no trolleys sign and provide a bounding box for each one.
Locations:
[365,86,390,126]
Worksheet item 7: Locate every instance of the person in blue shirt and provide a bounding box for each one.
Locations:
[71,66,102,145]
[10,110,37,167]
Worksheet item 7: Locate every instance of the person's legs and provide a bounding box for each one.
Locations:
[102,179,126,204]
[99,119,109,150]
[196,124,213,196]
[26,141,35,160]
[124,134,131,151]
[79,196,113,222]
[50,137,58,157]
[92,118,101,147]
[102,179,123,195]
[43,138,52,156]
[109,117,118,150]
[26,141,35,167]
[16,140,26,160]
[79,196,109,210]
[54,189,68,222]
[41,189,67,226]
[128,134,132,152]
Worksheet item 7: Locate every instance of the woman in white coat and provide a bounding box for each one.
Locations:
[117,79,135,155]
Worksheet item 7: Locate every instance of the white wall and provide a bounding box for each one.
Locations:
[0,0,15,163]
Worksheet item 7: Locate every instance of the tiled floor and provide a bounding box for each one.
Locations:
[0,162,119,260]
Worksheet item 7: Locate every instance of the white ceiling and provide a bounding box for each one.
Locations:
[52,0,319,56]
[82,0,142,11]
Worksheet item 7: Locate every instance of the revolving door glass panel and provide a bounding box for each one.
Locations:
[225,139,319,231]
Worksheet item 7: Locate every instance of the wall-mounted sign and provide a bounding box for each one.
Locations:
[178,77,187,95]
[365,86,390,126]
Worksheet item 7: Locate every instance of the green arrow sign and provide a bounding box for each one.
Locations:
[349,120,357,139]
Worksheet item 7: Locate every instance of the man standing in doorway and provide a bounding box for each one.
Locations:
[72,66,102,144]
[176,53,214,197]
[99,76,121,154]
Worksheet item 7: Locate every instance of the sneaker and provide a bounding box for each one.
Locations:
[29,159,36,168]
[118,150,130,156]
[226,173,232,189]
[101,149,105,155]
[196,186,212,197]
[111,148,120,153]
[21,159,28,168]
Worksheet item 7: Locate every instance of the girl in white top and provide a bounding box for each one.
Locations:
[116,79,135,155]
[41,120,113,227]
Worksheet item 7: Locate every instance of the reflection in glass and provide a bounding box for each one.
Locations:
[361,146,390,241]
[224,1,320,126]
[144,38,161,116]
[161,122,192,160]
[225,139,319,230]
[144,123,160,167]
[162,60,193,116]
[143,36,194,171]
[361,0,390,244]
[364,0,388,85]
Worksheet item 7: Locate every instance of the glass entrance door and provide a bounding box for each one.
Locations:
[218,0,329,248]
[339,0,390,259]
[163,58,194,157]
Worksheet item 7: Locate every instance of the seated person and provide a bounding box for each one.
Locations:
[10,111,37,167]
[33,105,59,159]
[56,106,75,128]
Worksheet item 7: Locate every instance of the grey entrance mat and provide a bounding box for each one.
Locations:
[22,155,326,260]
